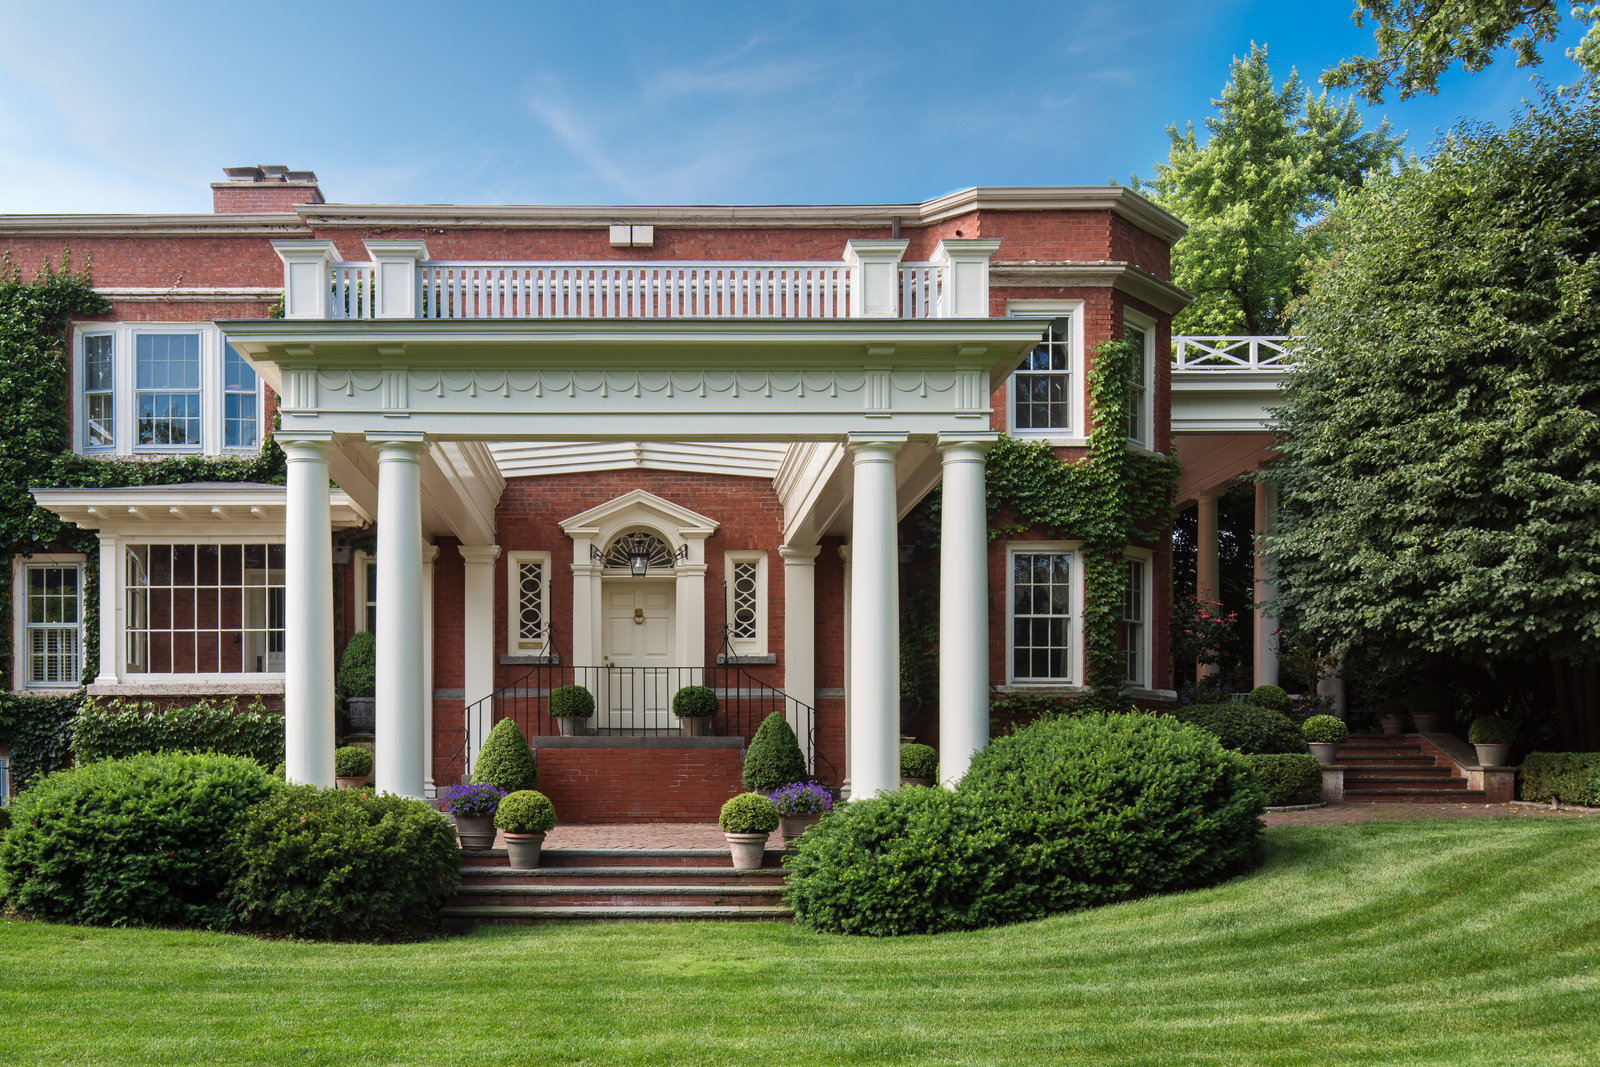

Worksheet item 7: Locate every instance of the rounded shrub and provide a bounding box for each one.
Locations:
[334,745,373,778]
[1243,753,1323,806]
[227,784,460,940]
[671,685,718,718]
[494,790,556,834]
[1173,703,1306,754]
[742,712,807,792]
[1246,685,1291,714]
[0,752,278,928]
[899,743,938,780]
[959,712,1267,915]
[271,762,287,780]
[549,685,595,719]
[1468,716,1516,745]
[471,718,538,793]
[1301,715,1349,745]
[719,792,780,834]
[338,631,377,698]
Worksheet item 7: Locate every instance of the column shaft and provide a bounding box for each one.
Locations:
[421,544,438,794]
[1195,491,1221,682]
[373,437,426,799]
[1252,480,1280,688]
[938,434,997,786]
[281,435,336,787]
[847,434,905,798]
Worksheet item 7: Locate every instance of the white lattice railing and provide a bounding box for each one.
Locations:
[324,260,953,320]
[1172,335,1298,370]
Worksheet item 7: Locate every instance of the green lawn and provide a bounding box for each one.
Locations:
[3,818,1597,1066]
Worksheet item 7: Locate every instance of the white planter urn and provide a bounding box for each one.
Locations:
[1474,743,1511,767]
[1308,743,1339,767]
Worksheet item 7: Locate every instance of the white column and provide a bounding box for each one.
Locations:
[843,239,909,318]
[938,432,998,786]
[929,239,1002,318]
[781,544,821,771]
[363,239,429,319]
[848,432,906,798]
[94,533,120,685]
[569,536,600,668]
[1318,671,1347,718]
[839,544,853,799]
[1196,491,1221,682]
[280,433,337,787]
[271,240,339,320]
[677,533,711,676]
[421,543,438,796]
[372,435,426,800]
[459,544,502,768]
[1252,480,1280,689]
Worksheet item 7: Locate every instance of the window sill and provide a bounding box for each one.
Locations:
[500,654,560,665]
[1007,433,1088,448]
[87,677,285,697]
[717,652,776,665]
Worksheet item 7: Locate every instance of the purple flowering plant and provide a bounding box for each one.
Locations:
[769,781,833,817]
[441,782,506,818]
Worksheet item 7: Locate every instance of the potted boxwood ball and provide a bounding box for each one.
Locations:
[338,631,377,735]
[671,684,718,736]
[441,782,506,849]
[333,745,373,788]
[900,743,938,788]
[494,789,556,869]
[719,792,779,870]
[769,781,833,847]
[549,684,595,737]
[1301,715,1348,766]
[1468,715,1516,767]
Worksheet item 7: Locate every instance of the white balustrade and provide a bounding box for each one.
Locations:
[1172,335,1298,370]
[898,263,943,319]
[329,262,376,320]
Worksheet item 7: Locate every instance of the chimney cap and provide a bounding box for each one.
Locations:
[223,166,264,182]
[220,165,319,184]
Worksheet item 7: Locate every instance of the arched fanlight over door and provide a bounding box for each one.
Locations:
[597,530,682,577]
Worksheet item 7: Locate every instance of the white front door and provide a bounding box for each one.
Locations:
[601,580,676,729]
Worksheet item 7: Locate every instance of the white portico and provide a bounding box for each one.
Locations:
[225,240,1038,800]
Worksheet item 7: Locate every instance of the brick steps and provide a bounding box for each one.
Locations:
[1335,734,1481,803]
[441,904,794,924]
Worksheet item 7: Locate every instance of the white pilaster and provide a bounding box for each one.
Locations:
[95,533,120,685]
[1252,480,1279,688]
[271,240,340,320]
[363,239,429,320]
[459,544,502,767]
[1196,491,1221,682]
[839,544,852,799]
[280,433,337,786]
[780,544,821,770]
[372,434,427,800]
[930,239,1002,318]
[847,432,906,797]
[938,432,998,785]
[844,239,910,319]
[677,532,712,676]
[421,543,438,795]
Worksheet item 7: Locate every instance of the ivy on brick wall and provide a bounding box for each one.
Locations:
[0,253,283,771]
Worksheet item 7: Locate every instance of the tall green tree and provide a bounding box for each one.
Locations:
[1324,1,1599,103]
[1141,44,1404,335]
[1268,96,1600,748]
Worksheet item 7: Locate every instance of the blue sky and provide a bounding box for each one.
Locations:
[0,1,1591,212]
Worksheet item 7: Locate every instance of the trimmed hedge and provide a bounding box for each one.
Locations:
[0,752,278,927]
[1171,703,1306,755]
[742,713,807,793]
[671,685,718,718]
[1520,753,1600,807]
[900,743,938,780]
[1244,753,1323,806]
[719,791,780,834]
[227,784,460,939]
[472,718,538,793]
[71,697,284,770]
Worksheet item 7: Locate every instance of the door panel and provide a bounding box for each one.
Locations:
[601,581,675,728]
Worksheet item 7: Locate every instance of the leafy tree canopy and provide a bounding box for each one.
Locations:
[1140,44,1404,335]
[1268,96,1600,743]
[1324,1,1599,103]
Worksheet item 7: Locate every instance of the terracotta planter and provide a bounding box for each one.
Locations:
[677,715,712,737]
[1474,743,1512,767]
[725,831,768,870]
[1411,712,1449,733]
[1308,743,1339,767]
[555,715,589,737]
[335,776,370,790]
[1380,714,1405,737]
[503,831,546,869]
[454,813,498,849]
[900,776,935,789]
[778,814,821,847]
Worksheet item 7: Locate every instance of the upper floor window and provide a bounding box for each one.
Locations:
[77,325,261,457]
[1124,316,1155,448]
[1007,302,1083,440]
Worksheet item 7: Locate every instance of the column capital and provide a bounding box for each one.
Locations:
[421,543,440,565]
[458,544,501,565]
[846,431,908,459]
[368,432,428,457]
[937,430,1001,456]
[779,544,822,564]
[275,432,337,460]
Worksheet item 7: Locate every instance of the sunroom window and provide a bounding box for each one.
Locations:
[125,544,285,674]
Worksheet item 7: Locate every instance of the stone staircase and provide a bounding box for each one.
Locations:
[1336,734,1484,803]
[442,846,793,928]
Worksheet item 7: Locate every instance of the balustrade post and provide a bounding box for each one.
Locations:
[271,240,340,320]
[930,239,1002,318]
[363,239,429,319]
[843,240,910,318]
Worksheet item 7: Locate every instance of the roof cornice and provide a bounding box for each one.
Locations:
[0,213,310,237]
[989,262,1192,315]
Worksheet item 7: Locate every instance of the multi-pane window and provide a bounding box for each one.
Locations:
[1011,550,1073,682]
[223,345,259,449]
[84,334,115,450]
[0,755,9,805]
[135,334,202,447]
[25,564,83,686]
[1123,558,1147,686]
[125,544,285,674]
[1125,321,1150,446]
[1011,318,1072,432]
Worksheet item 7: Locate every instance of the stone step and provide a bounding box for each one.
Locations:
[458,865,788,886]
[461,846,786,869]
[1344,787,1486,802]
[1339,759,1447,770]
[441,903,794,926]
[1345,773,1468,787]
[448,883,786,908]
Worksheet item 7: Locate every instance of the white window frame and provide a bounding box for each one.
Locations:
[1123,310,1157,451]
[10,553,87,692]
[505,551,552,655]
[73,323,265,457]
[352,551,378,634]
[0,754,10,805]
[1005,541,1083,686]
[1122,549,1154,689]
[1006,300,1085,445]
[723,551,769,657]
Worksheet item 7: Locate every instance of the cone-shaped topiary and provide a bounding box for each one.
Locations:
[338,631,376,698]
[472,719,538,793]
[1246,685,1291,714]
[742,712,807,792]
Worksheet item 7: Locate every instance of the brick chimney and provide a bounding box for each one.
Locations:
[212,165,325,213]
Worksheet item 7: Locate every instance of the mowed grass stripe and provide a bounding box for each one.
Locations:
[1,818,1597,1065]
